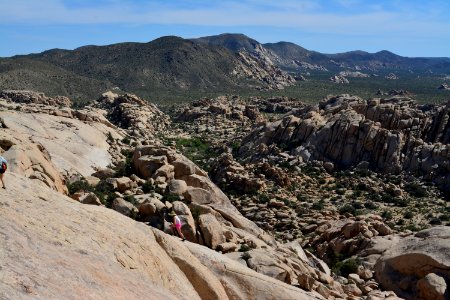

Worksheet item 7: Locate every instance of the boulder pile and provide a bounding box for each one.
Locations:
[238,94,450,194]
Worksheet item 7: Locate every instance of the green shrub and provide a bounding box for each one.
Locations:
[239,244,251,252]
[332,258,361,277]
[364,201,378,209]
[405,182,428,198]
[339,204,356,215]
[106,132,114,142]
[404,211,414,219]
[67,179,92,194]
[121,136,131,145]
[429,217,442,225]
[124,195,137,205]
[381,210,393,220]
[162,193,181,203]
[258,193,270,204]
[115,150,134,177]
[142,181,155,193]
[311,200,325,210]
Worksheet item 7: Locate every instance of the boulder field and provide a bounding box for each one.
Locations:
[1,90,449,300]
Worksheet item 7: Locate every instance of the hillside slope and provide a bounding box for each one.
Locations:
[0,36,293,103]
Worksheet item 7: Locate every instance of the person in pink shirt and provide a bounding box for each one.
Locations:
[169,211,186,241]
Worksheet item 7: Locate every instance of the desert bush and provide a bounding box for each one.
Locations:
[162,193,181,203]
[258,193,270,204]
[429,217,442,225]
[339,204,356,215]
[239,244,251,253]
[405,182,428,198]
[364,201,378,209]
[403,211,414,219]
[121,136,131,145]
[332,258,361,277]
[115,150,134,177]
[381,210,393,220]
[311,200,325,210]
[67,179,92,194]
[124,195,137,205]
[142,181,155,193]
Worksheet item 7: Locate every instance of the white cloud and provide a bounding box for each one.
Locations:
[0,0,448,39]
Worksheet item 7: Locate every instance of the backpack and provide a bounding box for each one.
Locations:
[1,160,6,171]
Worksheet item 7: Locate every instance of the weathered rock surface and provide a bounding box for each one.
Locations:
[0,110,116,178]
[233,44,296,90]
[0,173,318,300]
[374,226,450,299]
[0,90,72,107]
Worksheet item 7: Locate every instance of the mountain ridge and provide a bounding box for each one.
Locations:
[1,33,449,103]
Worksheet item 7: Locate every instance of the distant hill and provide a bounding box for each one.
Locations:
[1,33,449,103]
[0,36,291,103]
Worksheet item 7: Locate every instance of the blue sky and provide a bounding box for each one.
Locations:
[0,0,449,57]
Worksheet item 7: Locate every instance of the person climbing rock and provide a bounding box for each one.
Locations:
[169,211,185,241]
[0,156,7,189]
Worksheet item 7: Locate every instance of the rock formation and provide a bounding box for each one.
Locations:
[233,44,296,90]
[238,94,450,195]
[0,90,72,107]
[329,75,349,84]
[339,71,370,78]
[437,83,450,90]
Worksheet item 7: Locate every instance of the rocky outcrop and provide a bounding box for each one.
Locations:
[0,90,72,107]
[238,95,450,193]
[438,83,450,90]
[374,226,450,299]
[94,92,171,140]
[0,173,318,300]
[385,73,399,80]
[233,44,296,90]
[339,71,370,78]
[329,75,349,84]
[0,109,118,179]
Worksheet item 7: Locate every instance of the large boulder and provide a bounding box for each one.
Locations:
[374,226,450,299]
[246,249,293,284]
[198,213,225,249]
[112,198,138,217]
[133,155,167,179]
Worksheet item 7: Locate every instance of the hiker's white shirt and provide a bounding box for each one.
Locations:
[0,156,6,164]
[174,215,181,225]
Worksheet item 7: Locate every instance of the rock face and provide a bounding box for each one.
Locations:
[0,110,115,179]
[0,90,72,107]
[239,95,450,194]
[0,173,318,300]
[374,227,450,299]
[233,44,296,90]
